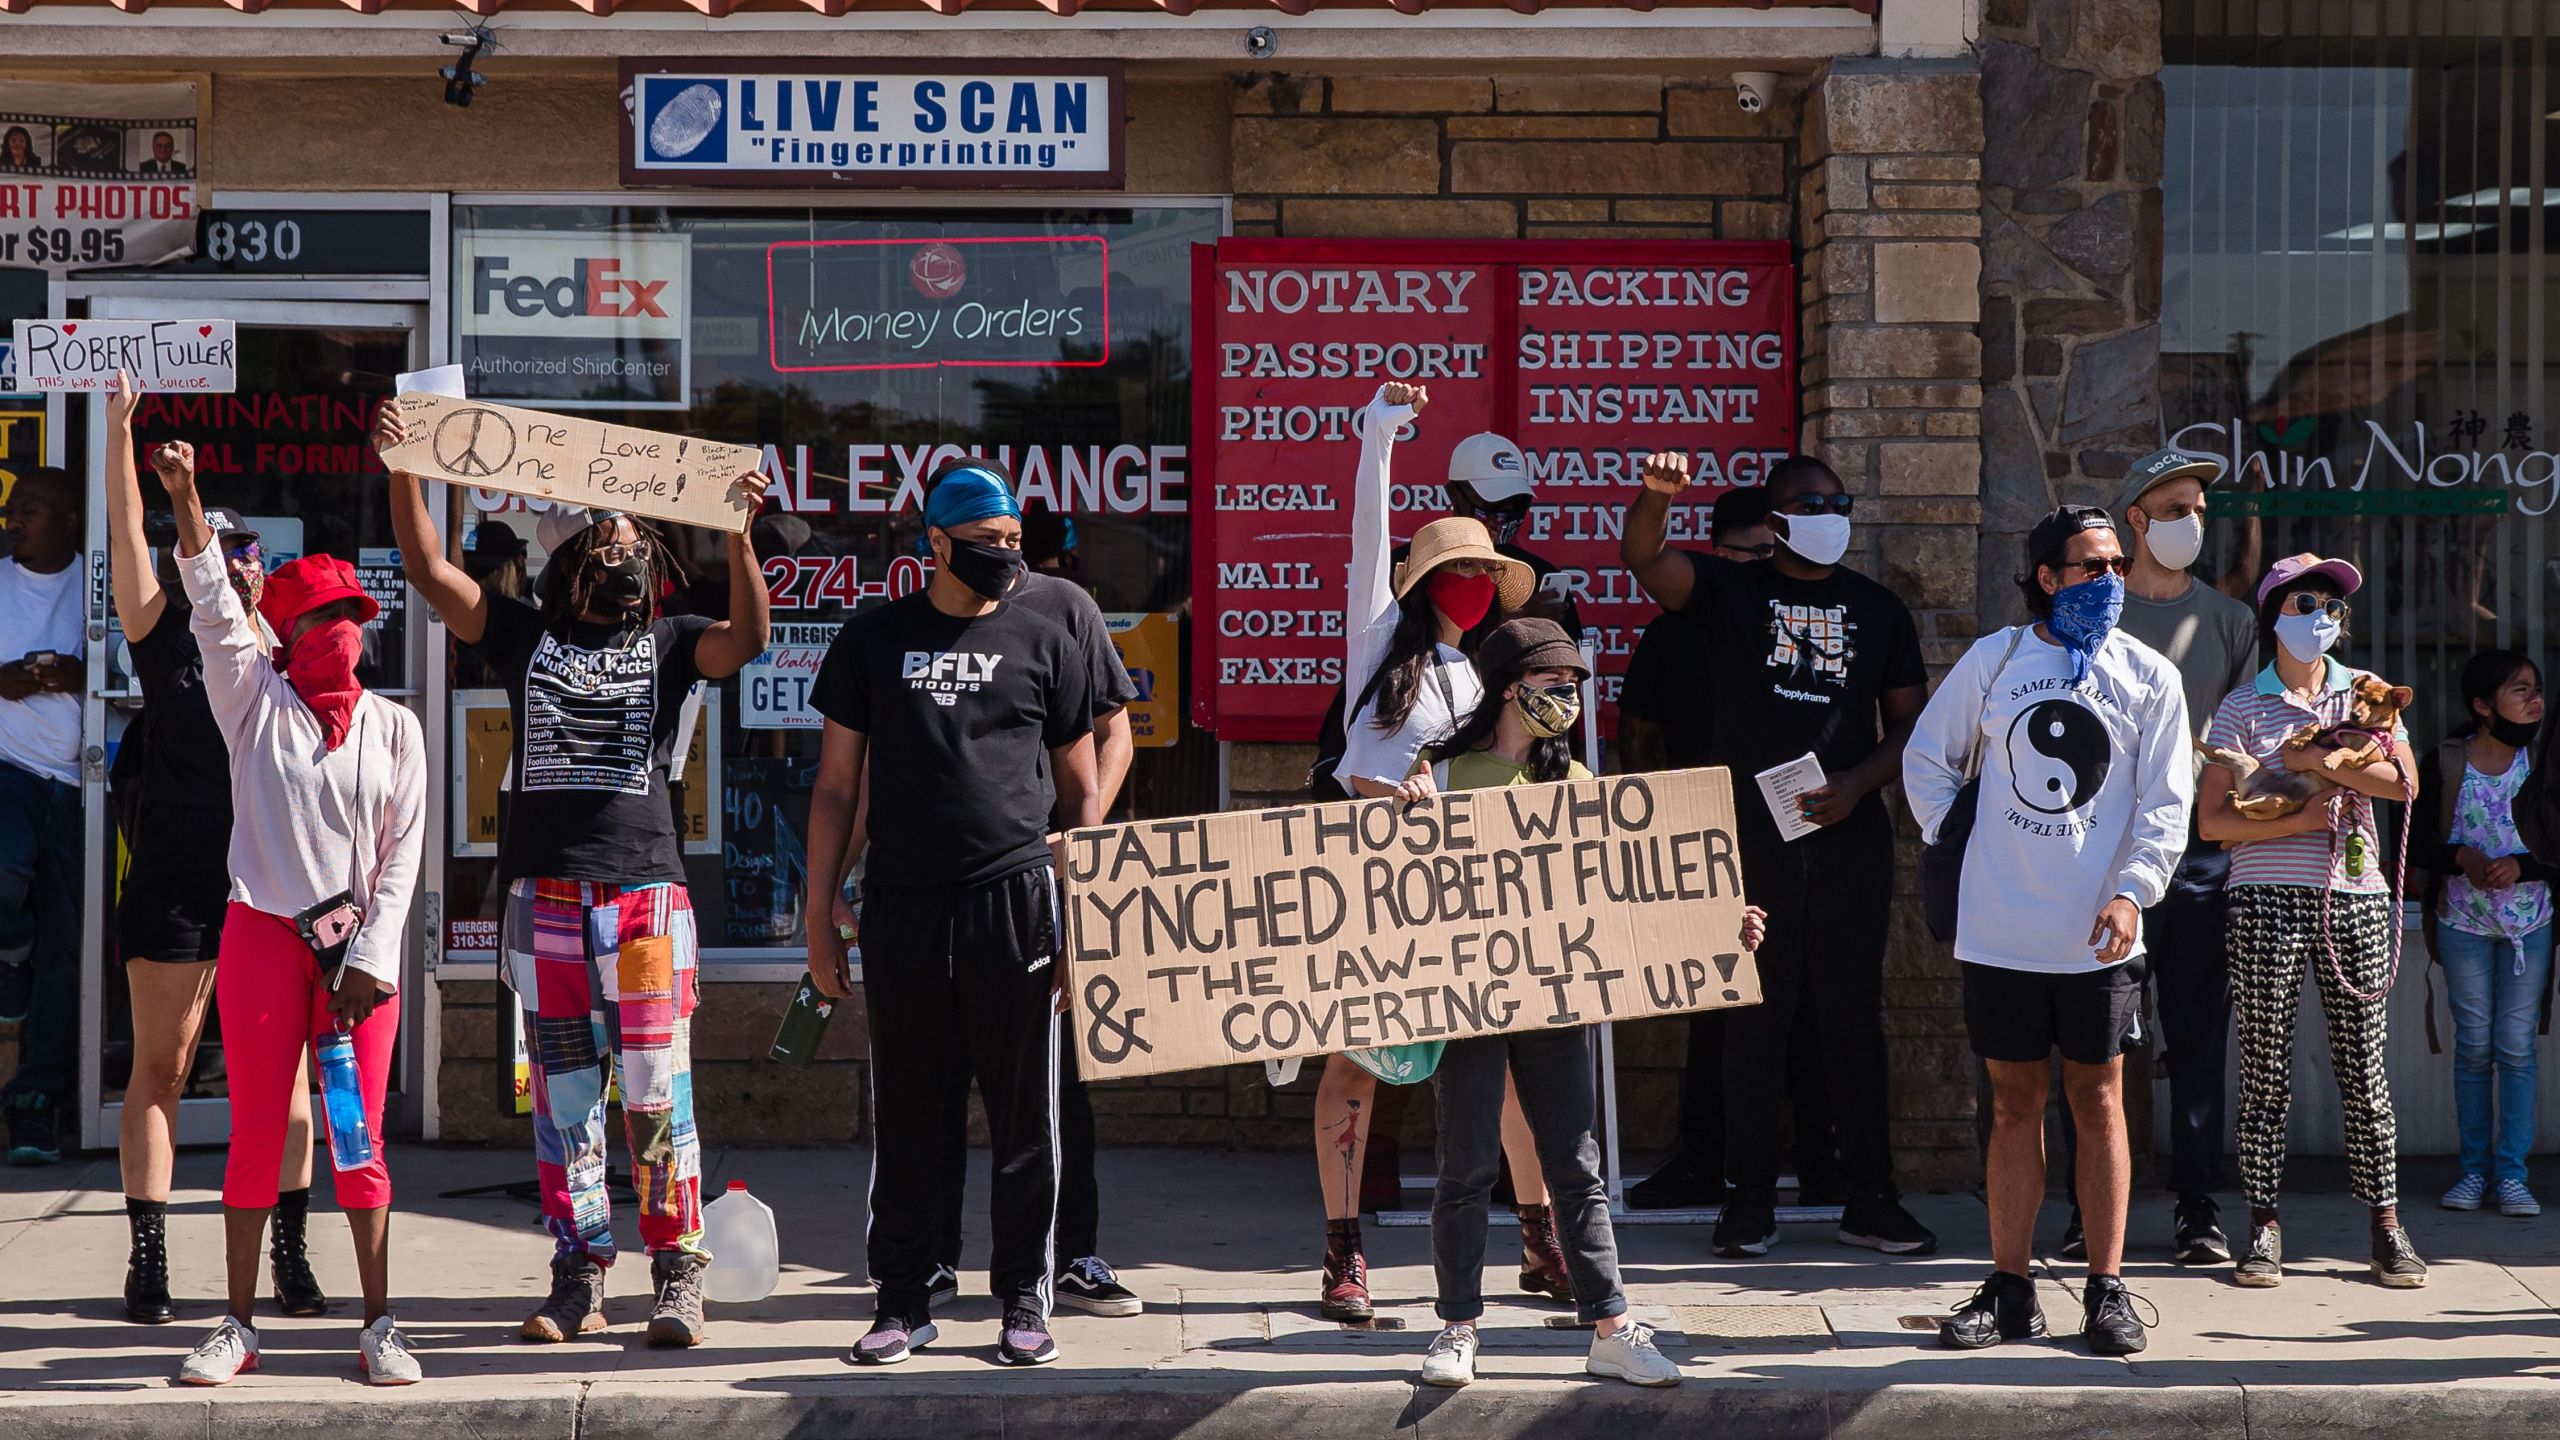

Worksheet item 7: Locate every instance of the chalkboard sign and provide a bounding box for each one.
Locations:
[764,234,1108,373]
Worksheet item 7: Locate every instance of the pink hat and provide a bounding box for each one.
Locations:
[2255,552,2363,609]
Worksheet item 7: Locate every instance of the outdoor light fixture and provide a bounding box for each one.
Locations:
[441,26,497,109]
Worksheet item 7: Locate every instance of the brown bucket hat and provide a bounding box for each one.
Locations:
[1391,515,1536,612]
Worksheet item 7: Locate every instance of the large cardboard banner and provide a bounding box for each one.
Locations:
[378,391,762,534]
[1063,767,1758,1081]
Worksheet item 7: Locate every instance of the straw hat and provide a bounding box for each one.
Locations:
[1391,516,1536,612]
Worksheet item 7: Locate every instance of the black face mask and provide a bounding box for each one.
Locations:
[595,555,649,611]
[2489,713,2540,749]
[943,536,1025,600]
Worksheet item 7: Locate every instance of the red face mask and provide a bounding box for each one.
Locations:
[280,617,364,751]
[1425,569,1498,631]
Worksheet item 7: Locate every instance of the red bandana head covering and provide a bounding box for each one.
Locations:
[257,556,378,752]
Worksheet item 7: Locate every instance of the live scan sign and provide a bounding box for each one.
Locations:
[622,61,1123,190]
[1190,239,1797,741]
[1062,768,1759,1081]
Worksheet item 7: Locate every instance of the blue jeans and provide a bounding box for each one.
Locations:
[0,759,82,1109]
[2438,923,2553,1183]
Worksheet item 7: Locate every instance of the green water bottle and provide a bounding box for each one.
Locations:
[769,969,838,1068]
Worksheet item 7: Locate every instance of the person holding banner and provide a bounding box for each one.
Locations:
[802,466,1101,1368]
[153,457,427,1386]
[1904,506,2191,1357]
[99,374,328,1326]
[377,401,774,1351]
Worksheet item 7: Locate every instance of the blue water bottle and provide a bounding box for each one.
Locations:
[317,1029,373,1172]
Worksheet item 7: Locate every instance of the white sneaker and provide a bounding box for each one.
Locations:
[1420,1323,1478,1388]
[359,1314,423,1385]
[2496,1178,2543,1218]
[178,1316,260,1385]
[1588,1322,1682,1387]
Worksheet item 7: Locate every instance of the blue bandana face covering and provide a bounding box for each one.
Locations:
[2047,571,2123,684]
[922,466,1021,530]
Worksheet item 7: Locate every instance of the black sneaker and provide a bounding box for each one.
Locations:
[5,1099,58,1167]
[2082,1274,2149,1356]
[2173,1197,2231,1265]
[1712,1193,1778,1258]
[997,1304,1059,1366]
[1838,1192,1938,1256]
[2234,1221,2282,1288]
[0,956,29,1026]
[2372,1226,2429,1289]
[926,1262,960,1306]
[1628,1148,1726,1210]
[1939,1271,2046,1350]
[1055,1255,1142,1317]
[2059,1206,2086,1260]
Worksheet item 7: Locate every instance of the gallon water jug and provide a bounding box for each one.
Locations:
[703,1180,779,1303]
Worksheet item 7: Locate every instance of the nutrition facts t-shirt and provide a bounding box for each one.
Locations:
[465,597,711,885]
[811,592,1095,890]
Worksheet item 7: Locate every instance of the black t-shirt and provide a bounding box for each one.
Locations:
[815,593,1095,890]
[125,600,235,823]
[465,597,712,885]
[1661,552,1926,835]
[1011,572,1140,830]
[1617,609,1715,768]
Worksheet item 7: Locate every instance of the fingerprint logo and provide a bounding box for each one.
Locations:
[646,82,725,162]
[2004,698,2112,815]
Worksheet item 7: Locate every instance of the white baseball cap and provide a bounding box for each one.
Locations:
[534,504,628,554]
[1448,432,1534,502]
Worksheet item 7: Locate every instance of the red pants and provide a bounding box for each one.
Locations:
[215,903,399,1210]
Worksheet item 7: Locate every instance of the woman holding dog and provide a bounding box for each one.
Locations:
[2198,553,2424,1290]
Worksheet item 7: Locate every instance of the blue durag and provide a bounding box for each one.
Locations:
[923,467,1020,529]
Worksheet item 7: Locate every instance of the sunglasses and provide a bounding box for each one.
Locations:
[2058,556,2134,581]
[588,539,650,567]
[1723,541,1779,561]
[1777,494,1856,517]
[2280,591,2350,621]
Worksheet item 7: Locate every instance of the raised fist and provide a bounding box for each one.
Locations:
[1380,382,1429,412]
[1640,451,1692,496]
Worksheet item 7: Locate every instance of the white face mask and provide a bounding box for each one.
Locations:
[1778,512,1852,567]
[2141,511,2206,572]
[2274,609,2342,664]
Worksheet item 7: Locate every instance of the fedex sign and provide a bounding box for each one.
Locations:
[474,255,670,324]
[454,229,692,410]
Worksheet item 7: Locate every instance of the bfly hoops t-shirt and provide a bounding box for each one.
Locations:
[465,597,711,885]
[810,592,1095,890]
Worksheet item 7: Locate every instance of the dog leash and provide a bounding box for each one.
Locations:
[2319,735,2413,1005]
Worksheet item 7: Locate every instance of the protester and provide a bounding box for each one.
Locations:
[0,463,85,1167]
[1438,428,1583,640]
[1619,451,1934,1259]
[379,402,774,1348]
[1906,506,2190,1356]
[1413,616,1757,1389]
[153,459,426,1386]
[1620,484,1839,1212]
[802,465,1101,1368]
[2198,554,2426,1288]
[2414,650,2551,1218]
[823,458,1145,1318]
[100,378,324,1324]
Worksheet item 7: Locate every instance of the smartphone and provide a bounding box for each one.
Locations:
[20,651,62,668]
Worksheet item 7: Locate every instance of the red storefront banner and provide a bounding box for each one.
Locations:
[1189,238,1798,742]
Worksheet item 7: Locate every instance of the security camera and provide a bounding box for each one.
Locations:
[1734,72,1778,115]
[1245,26,1277,60]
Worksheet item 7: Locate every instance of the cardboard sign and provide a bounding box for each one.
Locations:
[1062,767,1758,1080]
[11,319,235,392]
[1190,239,1797,741]
[378,390,761,535]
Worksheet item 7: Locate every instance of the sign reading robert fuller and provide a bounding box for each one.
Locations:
[621,60,1124,190]
[455,230,691,410]
[1061,768,1760,1081]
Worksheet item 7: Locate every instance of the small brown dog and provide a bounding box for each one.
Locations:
[2205,675,2414,820]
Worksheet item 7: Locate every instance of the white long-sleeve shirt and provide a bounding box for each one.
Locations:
[178,544,425,991]
[1903,624,2193,974]
[1339,388,1481,788]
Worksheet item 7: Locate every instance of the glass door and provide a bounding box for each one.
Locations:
[73,296,432,1151]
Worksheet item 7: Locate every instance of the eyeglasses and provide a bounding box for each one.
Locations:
[589,540,648,566]
[2061,556,2134,581]
[222,540,262,567]
[1776,493,1856,517]
[2280,591,2350,621]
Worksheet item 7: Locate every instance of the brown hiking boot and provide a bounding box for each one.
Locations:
[521,1254,607,1342]
[1320,1220,1374,1322]
[647,1252,709,1348]
[1517,1204,1576,1302]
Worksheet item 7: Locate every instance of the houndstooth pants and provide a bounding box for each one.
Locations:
[2229,884,2399,1208]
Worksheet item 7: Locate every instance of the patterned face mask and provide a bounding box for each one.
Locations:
[1515,681,1582,739]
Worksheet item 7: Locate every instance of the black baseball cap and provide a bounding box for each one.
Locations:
[2023,504,2113,571]
[204,507,257,545]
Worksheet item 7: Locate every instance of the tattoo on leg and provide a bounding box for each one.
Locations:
[1332,1099,1363,1215]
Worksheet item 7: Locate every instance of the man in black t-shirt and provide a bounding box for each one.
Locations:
[380,401,772,1351]
[1620,450,1936,1261]
[805,465,1101,1369]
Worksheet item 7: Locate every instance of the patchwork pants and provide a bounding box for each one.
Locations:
[2228,884,2398,1209]
[505,879,704,1262]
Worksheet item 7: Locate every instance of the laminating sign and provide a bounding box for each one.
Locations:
[767,235,1108,373]
[621,60,1123,190]
[455,230,691,410]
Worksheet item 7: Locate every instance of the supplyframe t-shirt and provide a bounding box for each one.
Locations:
[1677,551,1926,837]
[812,592,1096,890]
[465,597,711,885]
[1011,572,1140,831]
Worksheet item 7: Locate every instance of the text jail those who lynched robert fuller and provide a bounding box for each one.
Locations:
[1060,769,1760,1080]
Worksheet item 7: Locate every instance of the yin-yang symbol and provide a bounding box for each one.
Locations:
[2004,699,2112,815]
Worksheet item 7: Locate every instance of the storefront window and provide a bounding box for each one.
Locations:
[2165,2,2560,740]
[442,202,1222,961]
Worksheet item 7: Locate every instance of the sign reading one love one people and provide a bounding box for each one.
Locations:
[377,390,763,535]
[1062,767,1759,1081]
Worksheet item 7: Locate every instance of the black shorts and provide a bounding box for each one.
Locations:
[118,828,233,964]
[1962,956,2148,1066]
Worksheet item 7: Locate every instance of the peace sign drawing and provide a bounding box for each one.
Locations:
[432,407,518,478]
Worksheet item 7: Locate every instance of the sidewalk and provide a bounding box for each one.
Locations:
[7,1145,2560,1438]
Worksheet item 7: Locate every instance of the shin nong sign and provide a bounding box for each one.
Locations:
[621,61,1123,190]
